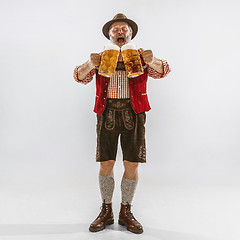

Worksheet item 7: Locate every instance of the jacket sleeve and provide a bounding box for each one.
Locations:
[147,59,171,79]
[73,65,96,85]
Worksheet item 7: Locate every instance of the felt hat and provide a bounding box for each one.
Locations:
[102,13,138,39]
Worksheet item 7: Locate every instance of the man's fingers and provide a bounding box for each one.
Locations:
[142,50,152,56]
[90,53,101,66]
[141,50,154,64]
[90,53,100,60]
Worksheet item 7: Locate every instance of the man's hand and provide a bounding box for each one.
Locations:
[139,48,154,64]
[90,53,101,67]
[139,48,164,74]
[77,53,100,80]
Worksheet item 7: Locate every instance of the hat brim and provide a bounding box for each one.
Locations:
[102,18,138,40]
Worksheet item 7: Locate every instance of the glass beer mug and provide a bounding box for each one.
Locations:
[121,43,144,78]
[99,44,120,77]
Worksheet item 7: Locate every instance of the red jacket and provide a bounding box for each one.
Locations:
[94,56,151,115]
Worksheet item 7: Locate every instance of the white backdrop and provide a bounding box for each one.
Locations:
[1,0,240,239]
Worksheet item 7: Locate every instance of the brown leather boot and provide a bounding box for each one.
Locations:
[89,200,114,232]
[118,202,143,234]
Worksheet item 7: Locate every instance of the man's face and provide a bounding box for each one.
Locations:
[108,22,132,47]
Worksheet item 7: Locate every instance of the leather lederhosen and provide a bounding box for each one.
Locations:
[96,98,146,163]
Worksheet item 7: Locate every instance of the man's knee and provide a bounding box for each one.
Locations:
[123,160,139,171]
[100,160,115,175]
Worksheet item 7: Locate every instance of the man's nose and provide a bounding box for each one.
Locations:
[118,29,123,34]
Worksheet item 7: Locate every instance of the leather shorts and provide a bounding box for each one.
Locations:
[96,98,146,163]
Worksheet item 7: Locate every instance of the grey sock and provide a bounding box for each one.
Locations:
[121,176,138,205]
[99,174,115,204]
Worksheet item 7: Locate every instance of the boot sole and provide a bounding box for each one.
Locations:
[118,220,143,234]
[89,219,114,232]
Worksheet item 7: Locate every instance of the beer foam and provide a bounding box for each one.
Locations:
[121,43,137,51]
[104,44,120,51]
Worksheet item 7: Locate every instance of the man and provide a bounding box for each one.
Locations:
[73,13,170,234]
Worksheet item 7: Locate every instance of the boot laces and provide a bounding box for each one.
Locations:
[97,199,107,218]
[126,202,137,221]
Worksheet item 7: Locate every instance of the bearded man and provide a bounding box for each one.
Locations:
[73,13,171,234]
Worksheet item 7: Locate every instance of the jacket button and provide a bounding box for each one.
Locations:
[105,82,108,85]
[104,90,107,92]
[103,105,105,107]
[103,97,106,100]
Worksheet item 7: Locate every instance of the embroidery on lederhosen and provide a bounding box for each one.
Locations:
[138,145,146,161]
[96,114,103,160]
[104,109,115,130]
[138,112,146,161]
[122,109,134,130]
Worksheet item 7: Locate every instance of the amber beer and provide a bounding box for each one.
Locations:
[99,44,120,77]
[121,43,143,78]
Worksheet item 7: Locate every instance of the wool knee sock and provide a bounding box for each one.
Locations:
[99,174,115,204]
[121,176,138,205]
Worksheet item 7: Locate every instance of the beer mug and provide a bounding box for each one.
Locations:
[99,44,120,77]
[121,43,143,78]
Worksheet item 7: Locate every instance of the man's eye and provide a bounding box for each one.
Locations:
[122,28,127,31]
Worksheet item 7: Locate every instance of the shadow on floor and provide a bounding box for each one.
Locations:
[0,224,218,240]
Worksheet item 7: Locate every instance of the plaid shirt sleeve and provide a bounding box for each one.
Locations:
[147,59,171,79]
[73,65,96,85]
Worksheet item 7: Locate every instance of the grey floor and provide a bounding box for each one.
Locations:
[0,173,240,240]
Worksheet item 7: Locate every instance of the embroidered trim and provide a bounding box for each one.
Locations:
[104,109,115,130]
[122,109,134,130]
[138,145,146,161]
